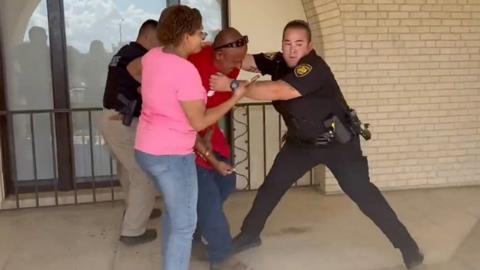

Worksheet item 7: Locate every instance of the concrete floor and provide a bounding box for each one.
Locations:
[0,186,479,270]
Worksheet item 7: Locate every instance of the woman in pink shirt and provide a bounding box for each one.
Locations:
[133,6,245,270]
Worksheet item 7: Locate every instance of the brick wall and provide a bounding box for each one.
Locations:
[302,0,480,192]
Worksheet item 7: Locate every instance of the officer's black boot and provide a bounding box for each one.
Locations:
[232,233,262,254]
[400,245,424,269]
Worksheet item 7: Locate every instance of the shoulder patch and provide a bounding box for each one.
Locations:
[264,52,278,61]
[109,55,121,67]
[294,64,313,78]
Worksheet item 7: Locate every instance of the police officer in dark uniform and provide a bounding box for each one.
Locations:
[103,19,159,120]
[210,20,424,269]
[101,19,161,245]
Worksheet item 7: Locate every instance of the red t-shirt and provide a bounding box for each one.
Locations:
[188,46,240,169]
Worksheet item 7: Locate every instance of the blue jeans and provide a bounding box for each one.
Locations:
[135,150,197,270]
[195,156,236,264]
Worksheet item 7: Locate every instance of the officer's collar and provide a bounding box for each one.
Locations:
[298,49,316,63]
[130,41,147,52]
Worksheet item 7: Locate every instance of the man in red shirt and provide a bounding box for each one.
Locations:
[188,28,249,270]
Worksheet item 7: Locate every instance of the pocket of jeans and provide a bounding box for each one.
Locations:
[150,159,170,174]
[136,153,169,175]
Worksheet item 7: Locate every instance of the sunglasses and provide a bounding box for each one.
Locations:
[214,35,249,50]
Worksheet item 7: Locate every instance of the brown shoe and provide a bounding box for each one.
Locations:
[119,229,157,246]
[149,208,162,219]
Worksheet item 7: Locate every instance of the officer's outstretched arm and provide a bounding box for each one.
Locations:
[245,80,301,101]
[126,57,142,83]
[241,54,260,73]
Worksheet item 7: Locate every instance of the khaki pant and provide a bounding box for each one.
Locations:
[101,109,156,236]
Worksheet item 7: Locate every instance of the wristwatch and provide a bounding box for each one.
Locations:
[230,79,240,92]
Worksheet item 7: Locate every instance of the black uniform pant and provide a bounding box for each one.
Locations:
[241,137,418,250]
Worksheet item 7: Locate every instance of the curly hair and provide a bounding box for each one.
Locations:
[157,5,202,47]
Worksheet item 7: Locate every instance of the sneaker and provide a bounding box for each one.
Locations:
[232,233,262,254]
[119,229,157,246]
[401,247,424,269]
[149,208,162,219]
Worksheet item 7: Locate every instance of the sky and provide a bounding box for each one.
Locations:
[27,0,222,53]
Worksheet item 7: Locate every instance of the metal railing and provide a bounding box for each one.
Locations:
[231,102,316,191]
[0,108,117,209]
[0,104,318,209]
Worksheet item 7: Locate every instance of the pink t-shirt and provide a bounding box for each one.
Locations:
[135,47,206,155]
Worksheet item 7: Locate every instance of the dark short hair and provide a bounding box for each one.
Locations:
[138,19,158,36]
[282,20,312,42]
[156,5,202,47]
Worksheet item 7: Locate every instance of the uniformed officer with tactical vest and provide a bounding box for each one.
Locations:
[101,19,161,246]
[210,20,424,270]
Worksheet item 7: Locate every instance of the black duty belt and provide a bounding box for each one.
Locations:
[284,133,334,146]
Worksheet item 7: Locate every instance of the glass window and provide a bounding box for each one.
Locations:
[0,0,55,181]
[64,0,167,108]
[181,0,223,42]
[63,0,167,181]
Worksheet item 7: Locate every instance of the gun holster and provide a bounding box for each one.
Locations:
[117,93,138,126]
[323,115,352,144]
[346,109,371,141]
